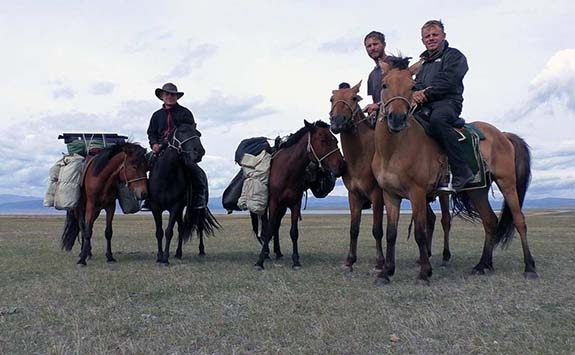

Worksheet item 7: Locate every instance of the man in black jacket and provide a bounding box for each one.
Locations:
[412,20,474,192]
[143,83,208,210]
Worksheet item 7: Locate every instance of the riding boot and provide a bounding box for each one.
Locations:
[187,164,209,209]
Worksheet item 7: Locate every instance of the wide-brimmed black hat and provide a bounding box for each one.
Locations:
[155,83,184,100]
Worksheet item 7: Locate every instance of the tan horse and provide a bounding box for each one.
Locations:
[330,83,452,272]
[371,57,536,284]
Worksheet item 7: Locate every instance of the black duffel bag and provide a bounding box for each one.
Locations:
[222,170,245,213]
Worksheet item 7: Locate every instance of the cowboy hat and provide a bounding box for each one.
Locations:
[155,82,184,100]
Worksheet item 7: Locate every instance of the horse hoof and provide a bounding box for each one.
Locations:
[254,265,264,271]
[292,265,302,271]
[107,258,117,263]
[77,261,87,267]
[471,268,485,276]
[342,264,353,273]
[416,278,430,286]
[374,276,390,287]
[159,262,169,267]
[275,255,283,260]
[175,254,182,259]
[198,252,206,257]
[524,272,538,280]
[440,260,450,268]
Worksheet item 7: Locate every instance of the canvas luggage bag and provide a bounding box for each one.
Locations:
[237,150,271,216]
[53,154,85,210]
[117,183,141,214]
[43,158,65,207]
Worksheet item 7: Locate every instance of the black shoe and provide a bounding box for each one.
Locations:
[141,199,151,211]
[451,168,475,192]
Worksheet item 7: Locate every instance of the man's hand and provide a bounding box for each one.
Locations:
[412,90,428,105]
[152,143,160,154]
[364,103,380,115]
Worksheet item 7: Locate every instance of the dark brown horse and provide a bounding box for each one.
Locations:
[254,120,346,270]
[329,83,453,270]
[61,142,148,265]
[372,57,536,284]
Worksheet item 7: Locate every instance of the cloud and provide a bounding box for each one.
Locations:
[318,37,361,53]
[192,92,276,127]
[52,87,75,100]
[89,81,115,95]
[159,42,217,80]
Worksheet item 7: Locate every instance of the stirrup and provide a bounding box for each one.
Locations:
[436,172,455,194]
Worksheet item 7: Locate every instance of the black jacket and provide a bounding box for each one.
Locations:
[147,104,195,147]
[415,41,468,104]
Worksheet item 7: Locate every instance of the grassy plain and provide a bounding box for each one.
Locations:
[0,211,574,354]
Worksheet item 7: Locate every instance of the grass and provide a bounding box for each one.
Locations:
[0,211,574,354]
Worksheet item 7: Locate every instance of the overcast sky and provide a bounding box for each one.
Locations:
[1,0,574,200]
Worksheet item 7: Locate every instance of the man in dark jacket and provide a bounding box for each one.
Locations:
[364,31,389,116]
[143,83,208,210]
[412,20,474,192]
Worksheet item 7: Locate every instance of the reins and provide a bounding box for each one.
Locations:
[330,99,370,127]
[380,96,418,122]
[115,153,147,186]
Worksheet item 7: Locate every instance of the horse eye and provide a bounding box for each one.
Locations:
[330,97,333,102]
[381,84,387,90]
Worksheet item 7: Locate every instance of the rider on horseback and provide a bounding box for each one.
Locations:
[142,82,208,210]
[412,20,474,192]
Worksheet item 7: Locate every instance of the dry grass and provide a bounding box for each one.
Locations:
[0,211,574,354]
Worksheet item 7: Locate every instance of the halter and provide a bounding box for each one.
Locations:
[307,132,340,169]
[167,127,201,154]
[114,153,147,186]
[330,99,370,127]
[380,96,418,122]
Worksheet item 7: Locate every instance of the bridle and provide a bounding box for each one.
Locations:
[115,153,147,186]
[167,127,201,154]
[380,95,418,122]
[307,131,340,169]
[330,99,370,127]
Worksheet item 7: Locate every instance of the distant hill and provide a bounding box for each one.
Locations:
[3,194,574,214]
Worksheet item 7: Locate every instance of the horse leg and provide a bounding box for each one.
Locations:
[152,209,164,263]
[468,190,497,275]
[439,194,452,266]
[343,193,362,271]
[255,204,280,269]
[272,209,285,259]
[496,179,537,278]
[175,215,184,259]
[104,203,117,263]
[372,190,385,272]
[425,204,436,259]
[411,192,432,284]
[161,212,179,265]
[375,194,400,285]
[78,208,100,266]
[289,203,302,270]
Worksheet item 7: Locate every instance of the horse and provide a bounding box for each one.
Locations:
[61,142,149,266]
[371,56,536,284]
[329,83,453,271]
[254,120,346,270]
[148,123,220,266]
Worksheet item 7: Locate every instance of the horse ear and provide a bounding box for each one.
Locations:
[409,59,423,75]
[304,119,312,128]
[379,59,390,75]
[351,80,362,92]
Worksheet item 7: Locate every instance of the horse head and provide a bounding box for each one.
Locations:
[305,120,346,177]
[378,57,420,133]
[119,143,149,200]
[329,81,364,134]
[167,123,206,168]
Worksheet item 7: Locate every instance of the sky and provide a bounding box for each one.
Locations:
[0,0,574,200]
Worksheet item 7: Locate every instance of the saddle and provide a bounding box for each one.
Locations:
[413,108,490,191]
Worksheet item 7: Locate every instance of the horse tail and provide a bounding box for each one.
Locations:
[186,207,222,240]
[494,133,531,248]
[61,209,80,251]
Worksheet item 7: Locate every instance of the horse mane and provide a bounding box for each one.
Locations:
[91,142,146,176]
[278,120,330,149]
[386,55,411,70]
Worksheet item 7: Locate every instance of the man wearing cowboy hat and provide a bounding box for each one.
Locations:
[147,82,196,154]
[143,83,208,211]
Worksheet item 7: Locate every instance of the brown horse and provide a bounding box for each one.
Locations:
[329,83,453,271]
[372,56,536,284]
[254,120,346,270]
[61,142,148,266]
